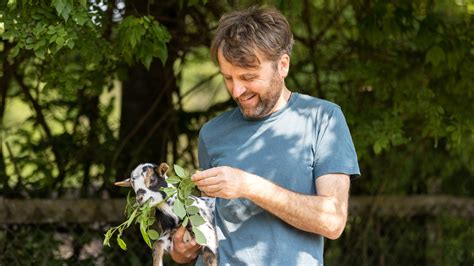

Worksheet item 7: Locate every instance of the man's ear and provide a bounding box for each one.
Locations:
[157,163,169,178]
[278,54,290,77]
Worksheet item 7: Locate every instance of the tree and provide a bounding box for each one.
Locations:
[0,0,197,196]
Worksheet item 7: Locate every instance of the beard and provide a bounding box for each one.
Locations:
[237,71,284,120]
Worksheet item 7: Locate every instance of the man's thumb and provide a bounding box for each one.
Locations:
[175,226,186,239]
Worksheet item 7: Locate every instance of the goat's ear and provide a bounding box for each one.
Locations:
[157,163,169,177]
[114,178,132,187]
[144,167,154,187]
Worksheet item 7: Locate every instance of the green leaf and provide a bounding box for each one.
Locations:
[155,41,168,65]
[67,40,75,49]
[192,227,207,245]
[7,0,17,10]
[79,0,87,8]
[140,222,152,248]
[52,0,65,14]
[126,209,138,228]
[103,230,112,247]
[180,178,195,193]
[147,217,156,226]
[186,206,200,215]
[189,215,205,226]
[117,237,127,250]
[49,34,57,44]
[166,176,181,185]
[173,200,186,219]
[161,187,177,197]
[425,46,445,66]
[52,0,73,21]
[147,229,160,240]
[55,36,65,46]
[9,45,20,58]
[174,164,186,178]
[182,216,189,227]
[185,198,195,206]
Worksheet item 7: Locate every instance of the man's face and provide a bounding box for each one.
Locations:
[217,50,289,119]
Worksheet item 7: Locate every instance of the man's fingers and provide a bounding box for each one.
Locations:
[200,184,222,194]
[192,167,221,181]
[174,226,201,249]
[194,176,221,187]
[174,226,187,241]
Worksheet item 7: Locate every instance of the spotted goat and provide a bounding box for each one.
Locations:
[114,163,217,266]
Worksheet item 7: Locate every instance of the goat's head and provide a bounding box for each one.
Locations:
[115,163,170,206]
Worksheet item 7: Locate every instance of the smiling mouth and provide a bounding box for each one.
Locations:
[239,94,256,104]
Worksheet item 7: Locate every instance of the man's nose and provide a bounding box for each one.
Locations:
[231,80,246,99]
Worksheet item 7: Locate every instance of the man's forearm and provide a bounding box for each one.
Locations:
[242,173,350,239]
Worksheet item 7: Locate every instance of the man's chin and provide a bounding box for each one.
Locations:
[241,108,267,120]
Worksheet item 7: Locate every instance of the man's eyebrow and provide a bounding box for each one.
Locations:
[219,72,258,77]
[241,73,258,79]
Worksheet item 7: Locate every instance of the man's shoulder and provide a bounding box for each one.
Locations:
[294,93,342,113]
[200,107,240,135]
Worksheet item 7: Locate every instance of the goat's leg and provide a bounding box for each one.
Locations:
[202,247,217,266]
[152,240,165,266]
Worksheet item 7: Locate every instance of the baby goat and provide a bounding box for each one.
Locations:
[114,163,217,266]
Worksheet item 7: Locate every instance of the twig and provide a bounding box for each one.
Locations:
[5,141,23,189]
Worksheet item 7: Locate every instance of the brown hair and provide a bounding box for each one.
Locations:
[210,6,294,68]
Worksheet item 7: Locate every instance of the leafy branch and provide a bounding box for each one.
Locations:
[164,164,207,245]
[103,193,160,250]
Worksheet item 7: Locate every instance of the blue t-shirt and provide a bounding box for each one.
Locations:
[197,92,360,265]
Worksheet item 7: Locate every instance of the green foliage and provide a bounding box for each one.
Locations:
[169,164,207,245]
[116,15,171,69]
[103,193,158,250]
[276,0,474,196]
[0,1,171,195]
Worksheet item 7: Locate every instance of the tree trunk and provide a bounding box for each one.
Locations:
[0,44,14,195]
[115,1,182,180]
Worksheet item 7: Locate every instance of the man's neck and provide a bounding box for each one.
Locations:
[271,87,291,113]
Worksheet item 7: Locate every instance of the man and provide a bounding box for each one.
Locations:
[170,5,360,265]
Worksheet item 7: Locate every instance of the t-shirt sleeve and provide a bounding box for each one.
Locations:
[313,106,360,180]
[198,131,212,170]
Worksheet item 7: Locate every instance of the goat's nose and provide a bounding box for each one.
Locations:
[136,189,146,204]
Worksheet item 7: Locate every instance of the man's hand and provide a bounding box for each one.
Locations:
[169,226,200,263]
[191,166,254,199]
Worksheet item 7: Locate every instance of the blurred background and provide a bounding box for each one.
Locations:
[0,0,473,265]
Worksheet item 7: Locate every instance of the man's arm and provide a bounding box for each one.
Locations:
[192,167,350,240]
